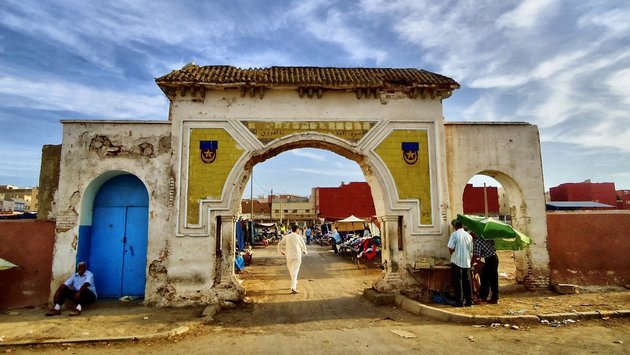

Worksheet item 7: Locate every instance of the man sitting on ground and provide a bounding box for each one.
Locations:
[45,261,97,316]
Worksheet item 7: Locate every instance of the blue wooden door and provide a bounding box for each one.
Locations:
[121,206,149,296]
[89,175,148,298]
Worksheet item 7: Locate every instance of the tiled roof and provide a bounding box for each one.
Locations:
[155,64,460,91]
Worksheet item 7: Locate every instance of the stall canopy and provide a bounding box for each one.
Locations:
[334,215,366,232]
[256,222,277,228]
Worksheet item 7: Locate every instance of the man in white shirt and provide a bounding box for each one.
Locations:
[278,224,308,294]
[448,221,473,307]
[45,261,97,316]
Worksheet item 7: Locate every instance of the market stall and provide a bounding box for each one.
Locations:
[334,215,366,232]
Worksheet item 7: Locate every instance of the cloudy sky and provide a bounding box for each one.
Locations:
[1,0,628,197]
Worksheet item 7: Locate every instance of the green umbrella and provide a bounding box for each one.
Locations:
[456,214,532,251]
[0,257,19,271]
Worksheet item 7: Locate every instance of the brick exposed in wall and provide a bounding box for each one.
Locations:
[37,145,61,220]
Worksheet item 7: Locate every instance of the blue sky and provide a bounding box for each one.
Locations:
[1,0,629,197]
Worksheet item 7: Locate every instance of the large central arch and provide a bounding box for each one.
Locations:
[225,134,392,289]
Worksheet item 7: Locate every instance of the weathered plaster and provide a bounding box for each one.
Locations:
[51,121,175,305]
[444,122,550,288]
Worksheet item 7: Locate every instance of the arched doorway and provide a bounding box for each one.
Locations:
[460,171,530,282]
[88,174,149,298]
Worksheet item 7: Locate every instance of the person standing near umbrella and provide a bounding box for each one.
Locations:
[278,224,308,294]
[448,221,473,307]
[472,232,499,304]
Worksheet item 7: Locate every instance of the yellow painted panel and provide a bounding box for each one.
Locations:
[187,128,244,225]
[375,130,432,224]
[241,121,376,144]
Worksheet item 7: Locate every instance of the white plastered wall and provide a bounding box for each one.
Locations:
[51,121,175,305]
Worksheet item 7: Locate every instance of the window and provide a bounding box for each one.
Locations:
[292,209,297,213]
[306,209,310,213]
[275,210,279,213]
[284,209,288,213]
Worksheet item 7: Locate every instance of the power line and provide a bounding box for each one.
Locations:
[253,177,270,194]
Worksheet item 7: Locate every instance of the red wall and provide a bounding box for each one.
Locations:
[462,184,499,215]
[316,182,375,220]
[0,220,55,309]
[547,212,630,286]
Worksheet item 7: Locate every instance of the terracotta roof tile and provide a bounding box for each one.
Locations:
[156,65,460,91]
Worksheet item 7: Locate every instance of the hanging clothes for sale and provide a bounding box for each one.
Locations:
[235,218,244,251]
[248,220,255,245]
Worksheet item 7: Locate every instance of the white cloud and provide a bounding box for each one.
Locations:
[496,0,557,30]
[459,95,501,122]
[605,68,630,105]
[0,0,237,69]
[289,150,327,161]
[288,0,388,63]
[578,7,630,36]
[0,76,167,119]
[532,50,588,79]
[469,74,530,89]
[291,167,363,179]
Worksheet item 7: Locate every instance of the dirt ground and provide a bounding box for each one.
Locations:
[427,250,630,316]
[3,244,629,354]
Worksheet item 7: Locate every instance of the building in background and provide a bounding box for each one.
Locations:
[462,183,499,216]
[313,182,375,221]
[617,190,630,210]
[240,199,272,221]
[0,199,15,213]
[270,194,316,226]
[547,180,630,210]
[0,186,38,213]
[549,180,617,206]
[497,187,511,216]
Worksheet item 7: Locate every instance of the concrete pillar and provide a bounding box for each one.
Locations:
[373,215,403,292]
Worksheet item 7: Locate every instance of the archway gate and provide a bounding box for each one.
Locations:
[49,65,550,306]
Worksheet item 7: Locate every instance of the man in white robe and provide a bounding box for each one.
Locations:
[278,224,308,294]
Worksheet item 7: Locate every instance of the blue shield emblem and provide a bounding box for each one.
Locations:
[402,142,419,165]
[200,140,218,164]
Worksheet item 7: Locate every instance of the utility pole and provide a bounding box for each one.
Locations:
[250,171,254,221]
[270,189,273,221]
[483,183,489,217]
[280,195,283,225]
